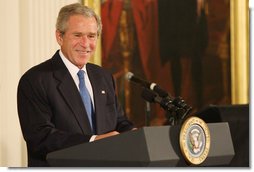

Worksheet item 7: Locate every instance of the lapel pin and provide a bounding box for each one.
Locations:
[101,90,106,94]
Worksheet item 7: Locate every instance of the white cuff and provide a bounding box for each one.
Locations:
[89,135,97,142]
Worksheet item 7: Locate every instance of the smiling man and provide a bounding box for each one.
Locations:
[17,3,135,167]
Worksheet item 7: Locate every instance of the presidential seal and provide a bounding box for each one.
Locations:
[179,116,210,165]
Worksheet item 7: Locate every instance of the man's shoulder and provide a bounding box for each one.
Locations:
[87,63,112,76]
[19,51,61,81]
[21,59,52,78]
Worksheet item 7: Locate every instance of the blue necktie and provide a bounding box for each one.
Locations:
[77,70,95,133]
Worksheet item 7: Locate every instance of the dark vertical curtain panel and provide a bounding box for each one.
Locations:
[101,0,123,61]
[130,0,161,80]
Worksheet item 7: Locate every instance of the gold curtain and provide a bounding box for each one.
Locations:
[230,0,249,104]
[82,0,102,66]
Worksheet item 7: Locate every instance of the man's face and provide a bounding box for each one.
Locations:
[56,15,98,69]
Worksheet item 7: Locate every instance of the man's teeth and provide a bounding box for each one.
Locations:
[77,50,89,53]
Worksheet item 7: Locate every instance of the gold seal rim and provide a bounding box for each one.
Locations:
[179,116,211,165]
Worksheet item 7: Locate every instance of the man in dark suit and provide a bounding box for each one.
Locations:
[17,3,134,167]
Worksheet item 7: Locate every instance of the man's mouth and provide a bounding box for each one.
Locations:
[76,50,90,55]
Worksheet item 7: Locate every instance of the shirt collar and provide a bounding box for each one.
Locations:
[59,50,87,77]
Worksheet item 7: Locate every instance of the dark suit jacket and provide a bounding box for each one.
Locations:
[17,50,134,167]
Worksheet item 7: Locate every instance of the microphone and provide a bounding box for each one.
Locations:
[141,88,192,124]
[125,72,168,97]
[141,88,176,112]
[126,72,192,117]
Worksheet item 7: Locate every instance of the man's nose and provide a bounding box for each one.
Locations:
[80,36,89,46]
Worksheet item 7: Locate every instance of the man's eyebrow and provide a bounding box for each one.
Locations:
[72,32,82,35]
[72,32,97,35]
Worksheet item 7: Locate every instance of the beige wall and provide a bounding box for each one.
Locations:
[0,0,22,167]
[0,0,79,167]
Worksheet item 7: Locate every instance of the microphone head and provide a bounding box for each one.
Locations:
[125,72,134,81]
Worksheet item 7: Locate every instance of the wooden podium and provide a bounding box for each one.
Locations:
[46,123,234,167]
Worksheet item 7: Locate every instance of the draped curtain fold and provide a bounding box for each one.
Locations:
[130,0,161,80]
[101,0,123,61]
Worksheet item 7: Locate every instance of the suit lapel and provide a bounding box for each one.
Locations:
[51,52,93,134]
[86,64,109,134]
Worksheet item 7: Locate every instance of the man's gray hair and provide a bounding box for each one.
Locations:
[56,3,102,36]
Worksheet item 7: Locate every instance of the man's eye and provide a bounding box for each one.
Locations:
[74,34,82,37]
[88,34,96,39]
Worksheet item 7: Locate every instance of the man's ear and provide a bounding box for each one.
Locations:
[55,30,63,46]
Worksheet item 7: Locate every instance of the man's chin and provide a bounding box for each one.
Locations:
[77,60,89,67]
